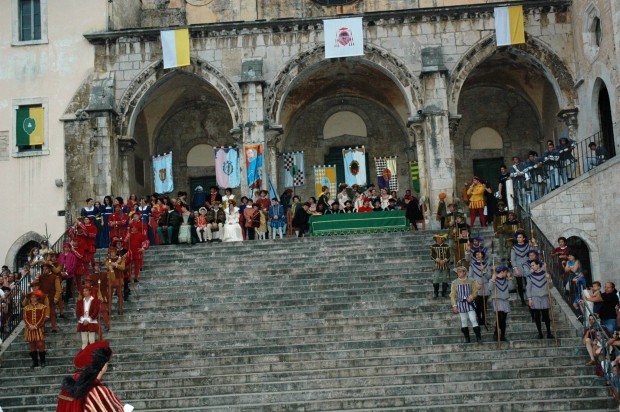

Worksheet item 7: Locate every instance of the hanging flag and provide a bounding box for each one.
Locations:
[342,147,367,186]
[494,5,525,46]
[16,106,44,147]
[282,151,305,188]
[153,152,174,194]
[313,165,337,198]
[161,28,191,69]
[375,157,399,192]
[268,176,279,201]
[214,146,240,189]
[245,144,263,189]
[409,161,420,194]
[323,17,364,59]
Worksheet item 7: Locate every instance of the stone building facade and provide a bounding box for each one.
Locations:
[2,0,619,278]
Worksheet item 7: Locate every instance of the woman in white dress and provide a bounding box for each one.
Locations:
[222,200,243,242]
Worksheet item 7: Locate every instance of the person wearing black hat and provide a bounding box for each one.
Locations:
[431,234,451,298]
[57,341,130,411]
[385,197,398,211]
[487,265,513,341]
[450,266,482,343]
[24,289,48,368]
[342,200,355,213]
[466,236,488,266]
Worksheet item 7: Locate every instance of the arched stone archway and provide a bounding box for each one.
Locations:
[118,58,242,139]
[448,35,577,115]
[265,44,423,128]
[559,228,600,282]
[4,231,46,271]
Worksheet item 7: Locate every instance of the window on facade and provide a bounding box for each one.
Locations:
[19,0,41,41]
[594,17,602,47]
[15,105,44,152]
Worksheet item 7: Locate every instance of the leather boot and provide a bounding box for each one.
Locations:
[39,351,46,368]
[441,283,448,297]
[433,283,439,298]
[473,326,482,343]
[30,351,39,368]
[461,327,470,343]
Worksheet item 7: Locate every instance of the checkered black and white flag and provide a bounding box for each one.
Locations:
[282,151,305,187]
[375,157,398,192]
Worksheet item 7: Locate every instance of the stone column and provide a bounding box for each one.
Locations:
[557,108,579,141]
[419,72,455,216]
[408,119,427,199]
[118,137,137,199]
[266,127,283,194]
[238,59,266,198]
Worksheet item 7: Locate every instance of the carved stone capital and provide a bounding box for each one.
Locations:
[557,108,579,128]
[449,114,462,136]
[118,137,137,155]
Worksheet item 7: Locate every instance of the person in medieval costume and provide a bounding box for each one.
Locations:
[510,231,534,306]
[24,289,48,368]
[56,341,130,411]
[486,264,513,342]
[527,259,555,339]
[468,250,491,328]
[430,234,451,298]
[450,266,482,343]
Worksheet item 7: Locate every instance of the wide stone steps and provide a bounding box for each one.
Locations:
[3,230,613,411]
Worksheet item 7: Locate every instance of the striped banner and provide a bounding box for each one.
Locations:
[409,161,420,193]
[214,146,240,189]
[16,106,44,146]
[494,5,525,46]
[313,165,337,198]
[161,29,190,69]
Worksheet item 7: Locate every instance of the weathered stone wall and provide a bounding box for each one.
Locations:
[530,156,620,284]
[109,0,142,30]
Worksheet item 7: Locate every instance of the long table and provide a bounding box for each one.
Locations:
[309,211,409,236]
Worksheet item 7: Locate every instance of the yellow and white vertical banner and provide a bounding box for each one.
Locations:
[161,28,191,69]
[494,6,525,46]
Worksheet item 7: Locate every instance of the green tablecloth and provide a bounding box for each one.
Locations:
[310,211,409,236]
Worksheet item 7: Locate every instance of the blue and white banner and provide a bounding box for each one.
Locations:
[268,176,279,202]
[245,144,263,190]
[214,146,240,188]
[153,152,174,194]
[342,146,367,186]
[282,151,305,188]
[323,17,364,59]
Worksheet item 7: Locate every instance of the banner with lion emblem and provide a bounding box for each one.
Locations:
[342,147,367,186]
[153,152,174,194]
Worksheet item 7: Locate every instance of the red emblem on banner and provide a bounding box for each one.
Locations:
[336,27,354,47]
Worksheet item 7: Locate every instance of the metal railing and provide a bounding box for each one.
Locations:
[1,224,74,343]
[510,127,616,207]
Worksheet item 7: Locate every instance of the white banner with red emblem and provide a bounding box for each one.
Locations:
[323,17,364,59]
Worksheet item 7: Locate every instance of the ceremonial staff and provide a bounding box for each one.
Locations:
[481,257,488,331]
[543,248,559,347]
[492,257,501,349]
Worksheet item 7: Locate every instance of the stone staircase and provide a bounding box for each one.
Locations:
[0,231,616,411]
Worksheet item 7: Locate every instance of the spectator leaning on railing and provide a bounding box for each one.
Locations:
[585,282,620,333]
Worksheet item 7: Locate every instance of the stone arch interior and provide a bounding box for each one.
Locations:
[279,61,411,200]
[454,49,561,192]
[130,72,235,196]
[597,82,616,156]
[567,236,592,286]
[15,240,40,272]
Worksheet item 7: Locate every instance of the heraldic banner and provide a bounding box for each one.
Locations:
[409,161,420,194]
[282,151,305,188]
[313,165,337,198]
[245,144,263,189]
[323,17,364,59]
[214,146,240,188]
[375,156,398,192]
[153,152,174,194]
[342,146,367,186]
